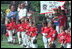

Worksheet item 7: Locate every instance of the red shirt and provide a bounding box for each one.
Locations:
[46,27,53,38]
[58,32,67,44]
[22,22,29,29]
[6,23,13,30]
[6,21,16,30]
[31,32,37,37]
[46,27,57,41]
[11,21,16,29]
[26,25,31,35]
[65,33,71,43]
[26,26,38,37]
[30,27,38,37]
[41,27,50,34]
[16,24,24,32]
[51,30,57,41]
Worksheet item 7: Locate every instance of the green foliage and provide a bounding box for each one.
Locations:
[30,1,40,13]
[1,4,9,10]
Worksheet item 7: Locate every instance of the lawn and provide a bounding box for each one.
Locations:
[1,42,23,48]
[1,34,44,48]
[1,33,61,48]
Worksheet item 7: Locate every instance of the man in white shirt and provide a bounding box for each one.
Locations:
[18,3,27,20]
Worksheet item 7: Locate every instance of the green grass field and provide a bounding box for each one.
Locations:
[1,34,44,48]
[1,34,61,48]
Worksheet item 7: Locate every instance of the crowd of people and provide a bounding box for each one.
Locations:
[1,2,71,48]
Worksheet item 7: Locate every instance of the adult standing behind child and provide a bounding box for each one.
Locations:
[18,3,27,20]
[6,5,18,23]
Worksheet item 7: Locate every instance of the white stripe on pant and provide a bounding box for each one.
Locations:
[21,32,26,45]
[7,30,13,42]
[31,36,36,48]
[17,32,21,44]
[42,36,48,48]
[66,43,71,48]
[26,35,31,47]
[56,26,60,34]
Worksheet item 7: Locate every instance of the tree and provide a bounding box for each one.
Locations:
[29,1,40,13]
[29,1,45,25]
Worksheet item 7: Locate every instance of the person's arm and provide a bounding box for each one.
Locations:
[7,12,17,17]
[7,12,12,17]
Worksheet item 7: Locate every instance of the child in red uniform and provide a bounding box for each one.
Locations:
[29,22,38,48]
[5,19,12,43]
[46,21,57,48]
[21,19,28,46]
[41,21,49,48]
[16,20,21,45]
[11,17,16,44]
[16,20,26,46]
[20,18,31,47]
[65,28,71,48]
[6,18,15,43]
[57,28,67,48]
[25,21,32,48]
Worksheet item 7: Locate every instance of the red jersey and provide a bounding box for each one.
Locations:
[46,27,57,41]
[31,32,37,37]
[11,21,16,29]
[58,32,67,44]
[65,33,71,43]
[6,21,16,30]
[6,23,13,30]
[22,22,29,31]
[26,26,38,37]
[16,24,24,32]
[41,27,50,34]
[51,30,57,41]
[26,25,31,36]
[46,27,53,38]
[30,27,38,37]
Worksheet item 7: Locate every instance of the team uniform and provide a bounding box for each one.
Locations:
[23,21,30,46]
[57,31,71,48]
[58,31,66,48]
[25,25,32,48]
[41,27,50,48]
[16,24,21,44]
[46,27,57,48]
[29,27,38,48]
[16,23,26,45]
[6,21,16,43]
[25,25,38,48]
[65,33,71,48]
[11,21,16,43]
